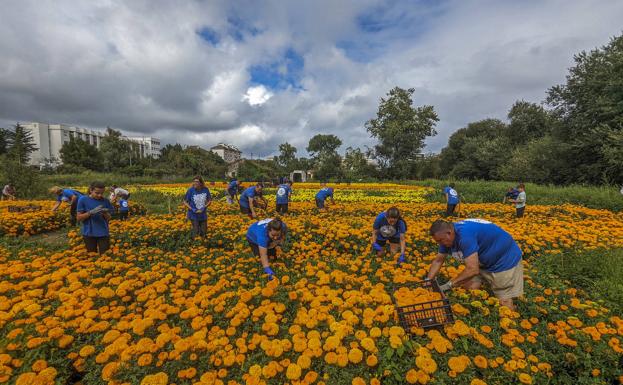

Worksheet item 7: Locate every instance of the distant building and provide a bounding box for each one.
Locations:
[210,143,242,163]
[22,122,106,167]
[127,136,161,159]
[22,122,161,168]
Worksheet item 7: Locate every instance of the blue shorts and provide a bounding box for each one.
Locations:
[315,198,325,208]
[375,237,400,246]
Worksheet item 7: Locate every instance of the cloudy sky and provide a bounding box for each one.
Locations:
[0,1,621,157]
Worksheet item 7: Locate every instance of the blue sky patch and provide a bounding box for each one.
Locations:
[197,27,220,45]
[249,48,305,90]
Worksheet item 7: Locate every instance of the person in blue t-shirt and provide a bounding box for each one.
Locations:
[239,183,264,218]
[427,219,524,311]
[503,186,520,203]
[183,176,212,239]
[315,183,334,211]
[50,186,84,226]
[118,198,130,221]
[275,181,293,215]
[372,207,408,265]
[443,183,460,217]
[227,179,241,204]
[246,218,288,280]
[76,181,114,254]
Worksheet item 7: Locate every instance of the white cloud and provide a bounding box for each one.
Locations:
[0,0,622,157]
[243,85,273,106]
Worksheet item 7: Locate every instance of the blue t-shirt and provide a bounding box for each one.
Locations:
[185,187,212,221]
[373,212,407,240]
[246,218,288,248]
[228,180,238,193]
[438,219,522,273]
[315,187,334,201]
[118,199,129,212]
[57,189,83,202]
[505,189,519,199]
[77,196,114,237]
[239,186,258,208]
[276,184,292,204]
[443,186,460,205]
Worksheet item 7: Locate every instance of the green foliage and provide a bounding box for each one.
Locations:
[547,34,623,184]
[343,147,377,180]
[238,159,279,181]
[6,123,38,165]
[506,100,553,144]
[0,128,8,155]
[99,127,133,171]
[0,155,45,199]
[307,134,344,181]
[276,142,297,171]
[158,144,227,178]
[306,134,342,157]
[366,87,438,179]
[59,137,103,171]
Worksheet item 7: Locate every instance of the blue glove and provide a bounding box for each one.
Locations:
[263,266,275,280]
[397,253,406,265]
[372,242,383,252]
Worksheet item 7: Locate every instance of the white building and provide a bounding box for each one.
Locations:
[127,136,161,159]
[22,122,106,167]
[22,122,161,167]
[210,143,242,163]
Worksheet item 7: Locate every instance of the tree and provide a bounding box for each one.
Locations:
[0,128,8,155]
[7,123,38,165]
[439,119,512,180]
[507,100,553,145]
[276,142,297,170]
[546,33,623,184]
[59,137,103,171]
[100,127,132,171]
[343,147,377,180]
[365,87,438,179]
[0,155,43,198]
[306,134,343,180]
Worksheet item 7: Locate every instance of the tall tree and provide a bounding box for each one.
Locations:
[99,127,132,171]
[365,87,438,179]
[343,147,376,180]
[547,33,623,184]
[276,142,297,170]
[59,137,103,171]
[507,100,553,145]
[0,128,8,155]
[306,134,343,180]
[7,123,38,165]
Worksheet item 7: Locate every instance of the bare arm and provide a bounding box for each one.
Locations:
[76,210,90,222]
[258,246,270,268]
[51,201,61,211]
[371,229,377,245]
[450,253,480,286]
[399,233,406,255]
[249,197,256,217]
[445,193,449,203]
[183,200,193,211]
[427,253,448,280]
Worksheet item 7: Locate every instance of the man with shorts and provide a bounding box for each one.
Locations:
[275,181,293,214]
[239,183,263,218]
[427,218,524,311]
[246,218,288,280]
[315,183,334,210]
[509,183,526,218]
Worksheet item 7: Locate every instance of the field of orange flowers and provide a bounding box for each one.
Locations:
[1,184,623,385]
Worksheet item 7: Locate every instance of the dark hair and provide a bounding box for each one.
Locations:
[386,207,401,219]
[429,219,453,236]
[90,181,106,191]
[112,184,118,189]
[192,176,205,186]
[449,183,455,188]
[268,218,286,237]
[256,182,264,188]
[287,181,293,185]
[518,183,525,189]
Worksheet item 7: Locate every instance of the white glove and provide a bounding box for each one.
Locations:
[439,281,453,292]
[88,205,106,216]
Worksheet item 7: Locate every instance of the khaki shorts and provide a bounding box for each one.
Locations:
[472,262,524,300]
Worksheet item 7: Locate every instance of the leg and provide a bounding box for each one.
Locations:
[516,207,525,218]
[199,220,207,238]
[499,298,516,311]
[97,237,110,254]
[83,236,98,253]
[389,242,400,255]
[70,200,78,226]
[190,220,200,238]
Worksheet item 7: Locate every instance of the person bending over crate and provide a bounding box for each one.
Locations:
[371,207,407,266]
[246,218,288,281]
[427,218,524,311]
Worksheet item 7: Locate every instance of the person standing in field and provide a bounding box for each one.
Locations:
[76,181,114,254]
[427,218,524,311]
[118,197,130,220]
[275,181,293,215]
[509,183,527,218]
[246,217,288,280]
[183,176,212,239]
[315,183,335,211]
[239,183,264,219]
[443,183,460,216]
[1,184,16,200]
[371,207,407,265]
[50,186,84,226]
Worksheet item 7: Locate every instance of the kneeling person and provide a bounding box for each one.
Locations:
[427,219,524,311]
[76,181,114,254]
[372,207,407,265]
[246,218,288,280]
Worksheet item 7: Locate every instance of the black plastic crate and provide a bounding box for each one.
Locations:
[7,205,42,213]
[392,279,455,332]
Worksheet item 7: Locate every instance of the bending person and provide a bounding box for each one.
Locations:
[50,186,84,226]
[246,218,288,280]
[371,207,407,265]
